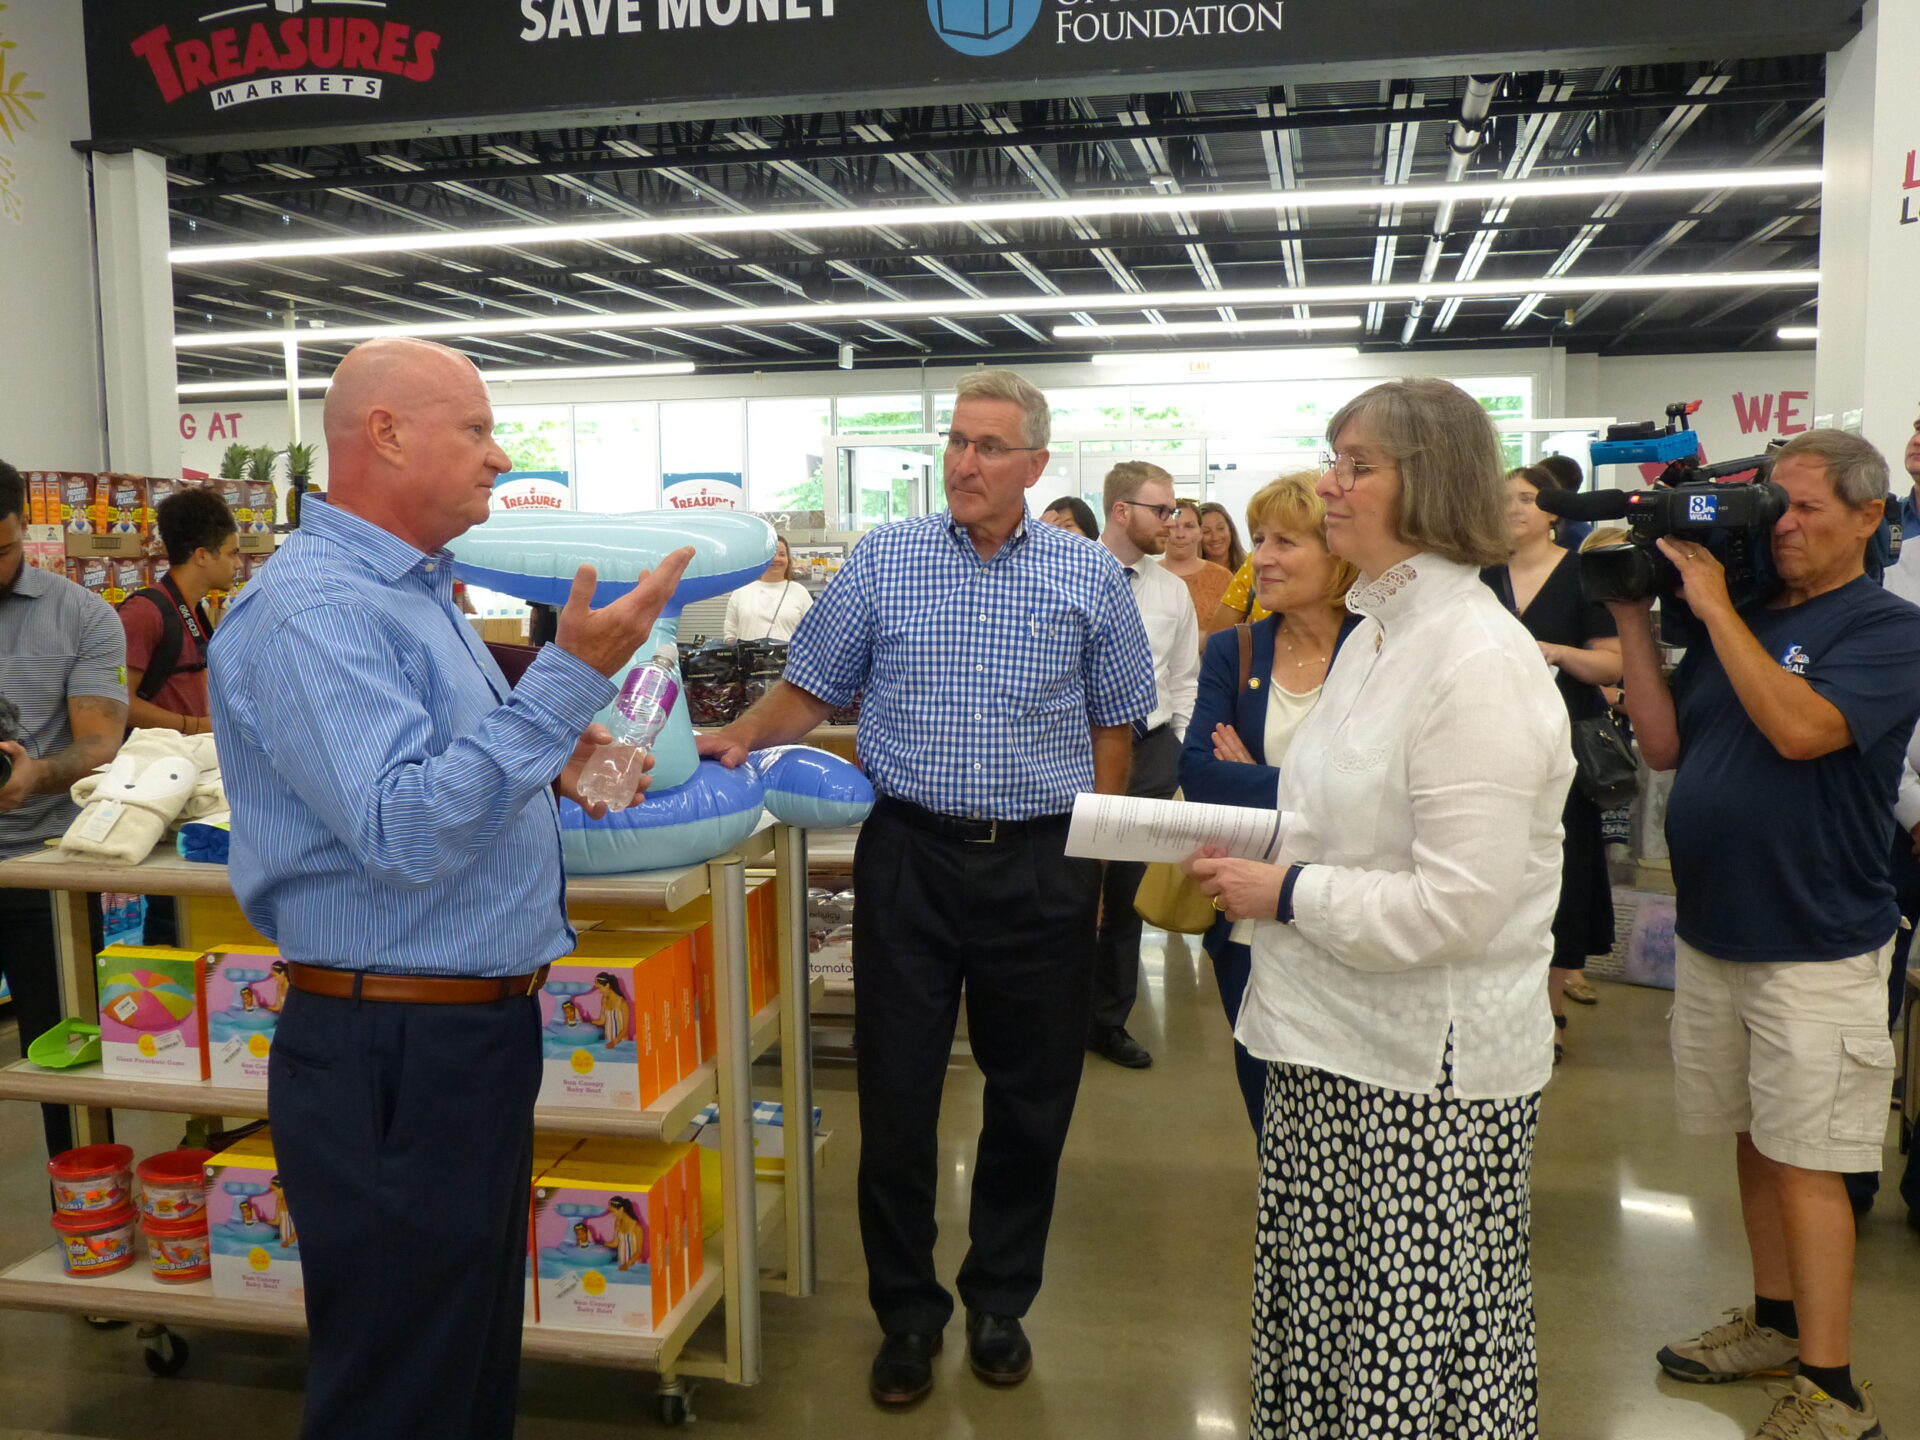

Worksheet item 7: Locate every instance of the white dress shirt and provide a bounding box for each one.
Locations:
[1235,556,1573,1100]
[1123,556,1200,740]
[723,579,813,642]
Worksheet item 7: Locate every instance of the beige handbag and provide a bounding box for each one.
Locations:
[1132,626,1255,936]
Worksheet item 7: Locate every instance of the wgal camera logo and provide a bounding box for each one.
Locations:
[1686,493,1719,523]
[928,0,1044,55]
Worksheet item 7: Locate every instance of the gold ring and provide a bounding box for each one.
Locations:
[1212,897,1226,912]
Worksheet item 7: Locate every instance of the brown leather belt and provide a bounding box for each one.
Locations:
[286,961,550,1006]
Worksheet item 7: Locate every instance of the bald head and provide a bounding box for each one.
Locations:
[320,338,510,553]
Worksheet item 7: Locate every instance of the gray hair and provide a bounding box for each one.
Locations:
[1325,377,1510,569]
[1773,429,1890,506]
[954,369,1051,450]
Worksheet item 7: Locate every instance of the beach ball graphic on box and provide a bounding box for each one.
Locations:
[95,945,208,1081]
[204,945,286,1090]
[205,1131,303,1305]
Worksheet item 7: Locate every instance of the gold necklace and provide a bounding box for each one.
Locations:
[1276,621,1331,674]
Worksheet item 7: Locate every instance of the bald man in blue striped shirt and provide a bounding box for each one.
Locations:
[209,338,689,1440]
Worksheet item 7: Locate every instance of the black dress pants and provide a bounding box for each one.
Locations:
[269,982,542,1440]
[852,800,1100,1335]
[0,886,105,1158]
[1091,724,1179,1032]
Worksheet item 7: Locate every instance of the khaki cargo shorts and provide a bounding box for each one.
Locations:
[1671,936,1897,1173]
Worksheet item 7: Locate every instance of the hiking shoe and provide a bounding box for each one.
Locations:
[1751,1376,1883,1439]
[1658,1307,1799,1384]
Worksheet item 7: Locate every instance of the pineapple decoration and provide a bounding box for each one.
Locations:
[245,446,279,528]
[285,442,316,528]
[218,443,250,481]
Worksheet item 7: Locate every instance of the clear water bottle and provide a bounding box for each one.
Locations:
[575,646,681,812]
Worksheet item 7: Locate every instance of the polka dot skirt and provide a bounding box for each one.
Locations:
[1251,1057,1541,1439]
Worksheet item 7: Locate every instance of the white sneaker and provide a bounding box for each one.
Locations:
[1751,1376,1883,1439]
[1658,1306,1800,1384]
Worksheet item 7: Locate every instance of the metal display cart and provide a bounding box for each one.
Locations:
[0,822,818,1428]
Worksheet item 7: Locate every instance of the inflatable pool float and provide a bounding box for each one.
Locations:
[448,511,874,874]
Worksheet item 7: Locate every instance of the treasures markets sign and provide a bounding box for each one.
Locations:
[83,0,1864,153]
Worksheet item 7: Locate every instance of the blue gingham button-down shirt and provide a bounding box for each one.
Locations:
[784,512,1156,820]
[208,497,616,977]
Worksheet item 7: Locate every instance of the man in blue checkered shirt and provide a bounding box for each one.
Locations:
[700,369,1154,1406]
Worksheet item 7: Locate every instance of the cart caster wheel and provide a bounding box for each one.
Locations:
[142,1330,190,1377]
[656,1387,692,1427]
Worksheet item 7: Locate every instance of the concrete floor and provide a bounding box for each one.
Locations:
[1,932,1915,1440]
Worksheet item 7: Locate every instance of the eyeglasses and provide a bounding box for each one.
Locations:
[1317,451,1393,492]
[943,431,1042,461]
[1120,500,1177,522]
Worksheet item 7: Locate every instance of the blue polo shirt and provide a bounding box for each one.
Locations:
[1666,576,1920,963]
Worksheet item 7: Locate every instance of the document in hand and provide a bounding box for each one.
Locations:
[1064,794,1292,866]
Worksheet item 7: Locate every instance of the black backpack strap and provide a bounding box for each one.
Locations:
[127,588,186,703]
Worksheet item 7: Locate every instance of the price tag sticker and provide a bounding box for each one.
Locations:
[72,800,123,845]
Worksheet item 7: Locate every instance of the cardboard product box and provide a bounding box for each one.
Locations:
[216,479,248,529]
[530,1139,697,1332]
[603,874,780,1063]
[205,1131,303,1305]
[237,532,276,555]
[245,479,276,532]
[535,932,694,1112]
[525,1133,585,1323]
[27,471,55,525]
[104,557,146,606]
[62,473,95,533]
[64,530,147,559]
[145,477,180,533]
[24,524,65,575]
[203,945,286,1090]
[96,944,209,1081]
[107,475,146,535]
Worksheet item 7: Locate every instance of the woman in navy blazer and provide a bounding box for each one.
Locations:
[1179,475,1358,1131]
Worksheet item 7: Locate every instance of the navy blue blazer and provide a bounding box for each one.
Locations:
[1178,613,1360,954]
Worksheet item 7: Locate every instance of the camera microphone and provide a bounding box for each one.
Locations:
[1533,488,1632,521]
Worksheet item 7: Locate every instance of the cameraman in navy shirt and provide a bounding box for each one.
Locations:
[1613,430,1920,1440]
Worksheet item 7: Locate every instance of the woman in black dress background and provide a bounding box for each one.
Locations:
[1483,464,1624,1058]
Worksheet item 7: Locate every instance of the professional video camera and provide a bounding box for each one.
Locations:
[1534,402,1786,607]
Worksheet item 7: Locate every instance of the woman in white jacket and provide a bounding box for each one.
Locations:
[723,535,813,643]
[1190,377,1572,1440]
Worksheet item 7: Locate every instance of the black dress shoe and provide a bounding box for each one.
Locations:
[870,1331,941,1406]
[1088,1026,1152,1069]
[965,1311,1032,1385]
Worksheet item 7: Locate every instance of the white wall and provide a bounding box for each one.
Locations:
[0,3,102,471]
[1583,351,1819,480]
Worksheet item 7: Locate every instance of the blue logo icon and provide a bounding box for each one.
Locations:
[928,0,1043,56]
[1686,493,1718,523]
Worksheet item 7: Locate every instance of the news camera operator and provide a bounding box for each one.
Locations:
[1611,430,1920,1440]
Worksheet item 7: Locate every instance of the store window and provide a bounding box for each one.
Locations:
[836,393,927,435]
[493,406,575,479]
[1049,387,1130,432]
[660,399,746,503]
[574,402,660,513]
[747,397,831,514]
[1458,377,1534,468]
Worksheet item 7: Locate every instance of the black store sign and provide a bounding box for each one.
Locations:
[83,0,1863,153]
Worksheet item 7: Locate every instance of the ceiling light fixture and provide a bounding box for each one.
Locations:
[176,360,697,395]
[169,167,1825,267]
[1775,325,1819,341]
[173,270,1821,352]
[1090,347,1361,367]
[1057,316,1365,339]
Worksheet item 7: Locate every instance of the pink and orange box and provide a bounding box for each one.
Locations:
[535,932,698,1113]
[204,1130,303,1306]
[527,1136,702,1332]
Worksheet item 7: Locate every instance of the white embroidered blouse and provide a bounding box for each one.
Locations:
[1235,555,1574,1100]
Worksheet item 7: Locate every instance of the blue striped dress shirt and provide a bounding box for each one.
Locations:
[207,497,616,977]
[783,512,1156,820]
